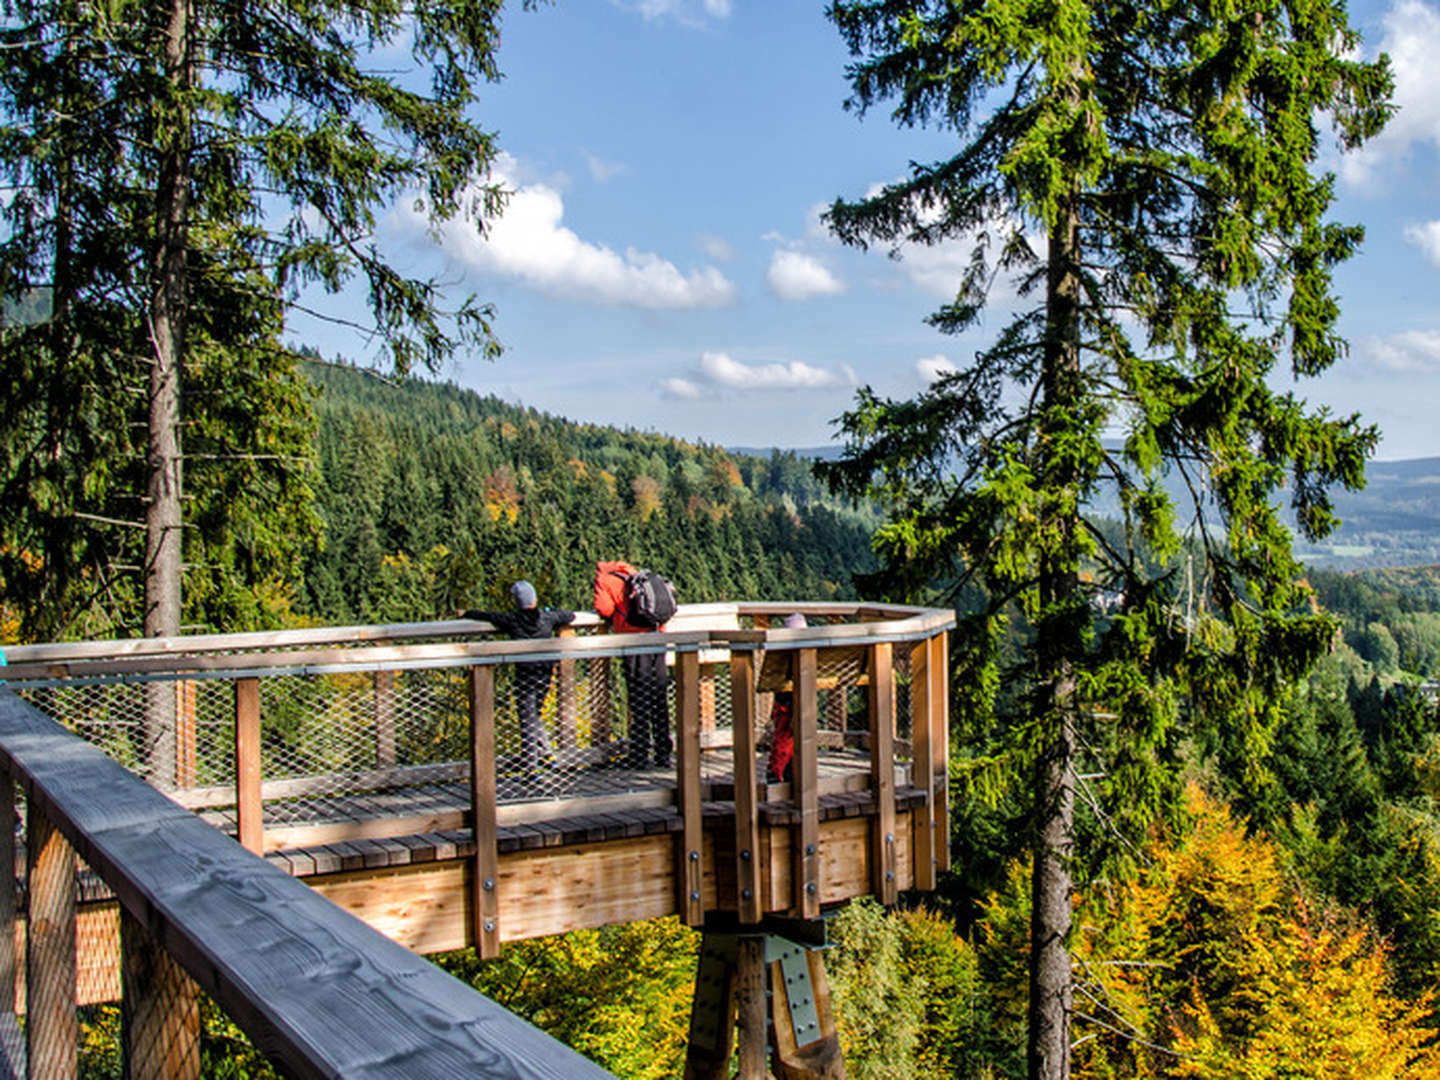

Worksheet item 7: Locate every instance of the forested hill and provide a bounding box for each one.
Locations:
[295,362,877,624]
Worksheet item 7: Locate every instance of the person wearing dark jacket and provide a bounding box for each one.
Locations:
[460,581,575,774]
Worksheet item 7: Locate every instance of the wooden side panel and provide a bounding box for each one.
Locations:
[470,666,501,958]
[730,653,762,924]
[27,807,76,1080]
[0,693,614,1080]
[676,652,704,927]
[234,679,262,855]
[792,649,820,919]
[868,643,897,905]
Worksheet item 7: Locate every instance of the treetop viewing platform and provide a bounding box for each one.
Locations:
[0,600,954,1077]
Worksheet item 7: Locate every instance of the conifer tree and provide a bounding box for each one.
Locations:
[820,2,1391,1075]
[0,0,528,642]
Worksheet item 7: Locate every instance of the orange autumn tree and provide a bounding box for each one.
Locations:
[1054,788,1440,1079]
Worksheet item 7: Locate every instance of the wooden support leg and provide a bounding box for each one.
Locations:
[683,933,737,1080]
[684,931,770,1080]
[770,940,845,1080]
[121,907,200,1080]
[735,936,768,1080]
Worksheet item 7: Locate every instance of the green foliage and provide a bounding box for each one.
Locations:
[296,362,878,619]
[0,0,529,642]
[436,918,698,1080]
[1068,789,1440,1079]
[829,898,1013,1080]
[823,1,1391,1069]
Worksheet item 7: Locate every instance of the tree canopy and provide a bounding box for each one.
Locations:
[819,0,1392,1074]
[0,0,529,642]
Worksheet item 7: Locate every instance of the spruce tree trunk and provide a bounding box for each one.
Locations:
[143,0,192,785]
[1027,186,1082,1080]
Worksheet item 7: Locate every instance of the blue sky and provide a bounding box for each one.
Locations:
[339,0,1440,459]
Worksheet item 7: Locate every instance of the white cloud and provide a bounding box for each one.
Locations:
[659,351,857,398]
[585,154,626,182]
[1340,0,1440,185]
[1362,330,1440,373]
[1404,220,1440,266]
[421,155,735,309]
[659,377,704,400]
[696,234,735,261]
[699,351,853,390]
[916,354,960,383]
[767,250,845,300]
[612,0,730,23]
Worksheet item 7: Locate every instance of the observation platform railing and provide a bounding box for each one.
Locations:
[0,600,953,1074]
[0,688,615,1080]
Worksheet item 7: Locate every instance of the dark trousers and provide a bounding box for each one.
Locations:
[514,663,554,770]
[623,651,671,766]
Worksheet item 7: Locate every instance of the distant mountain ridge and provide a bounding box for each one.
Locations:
[734,443,1440,572]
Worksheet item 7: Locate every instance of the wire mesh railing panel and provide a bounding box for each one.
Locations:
[816,647,869,762]
[699,660,734,786]
[17,682,148,774]
[893,647,915,769]
[389,667,471,768]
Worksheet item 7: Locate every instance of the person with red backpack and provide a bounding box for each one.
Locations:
[594,559,675,769]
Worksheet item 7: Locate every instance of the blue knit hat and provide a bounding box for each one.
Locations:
[511,580,538,609]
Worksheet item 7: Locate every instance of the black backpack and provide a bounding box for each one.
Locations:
[624,568,677,628]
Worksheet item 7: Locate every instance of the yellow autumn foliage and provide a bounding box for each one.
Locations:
[1073,787,1440,1080]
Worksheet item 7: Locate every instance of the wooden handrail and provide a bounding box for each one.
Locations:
[0,690,615,1080]
[1,601,949,667]
[1,607,957,683]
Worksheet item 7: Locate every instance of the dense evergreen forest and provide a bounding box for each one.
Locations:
[295,362,1440,1077]
[296,361,878,622]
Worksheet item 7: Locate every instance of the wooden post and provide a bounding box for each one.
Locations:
[27,803,76,1080]
[792,649,820,920]
[931,631,951,873]
[735,936,767,1079]
[470,666,501,958]
[676,651,704,927]
[121,906,200,1080]
[910,641,937,892]
[175,678,197,789]
[591,656,613,751]
[234,678,263,854]
[730,652,762,924]
[373,670,397,768]
[556,627,577,752]
[868,643,898,905]
[699,668,717,736]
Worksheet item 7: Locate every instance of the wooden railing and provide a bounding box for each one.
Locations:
[2,602,955,954]
[0,689,616,1080]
